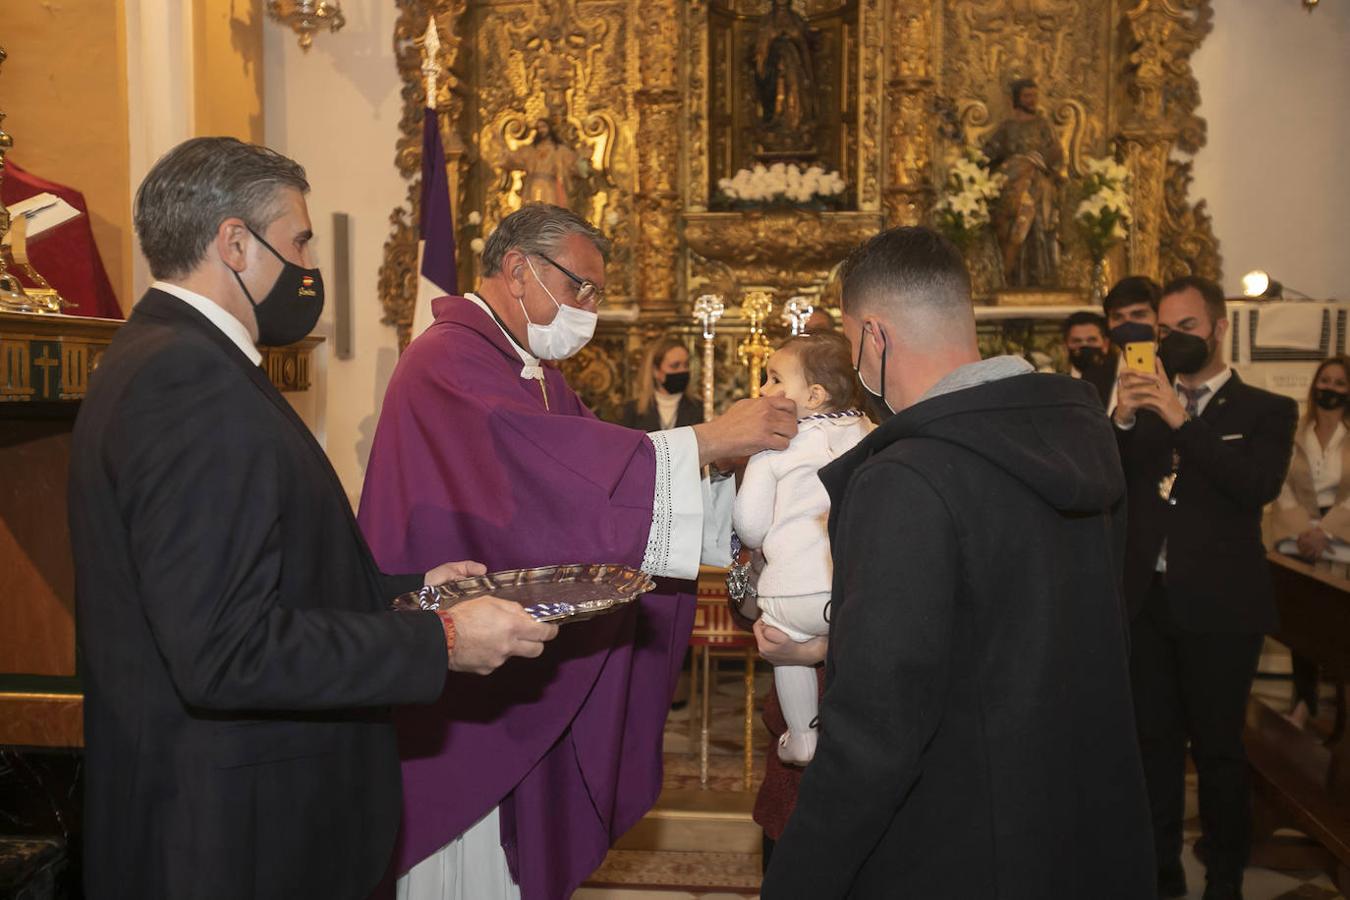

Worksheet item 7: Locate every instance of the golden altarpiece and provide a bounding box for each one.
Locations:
[381,0,1221,420]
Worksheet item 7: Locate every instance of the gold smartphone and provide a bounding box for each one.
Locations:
[1124,341,1156,374]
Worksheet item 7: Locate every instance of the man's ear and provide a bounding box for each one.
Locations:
[216,218,250,273]
[502,248,529,295]
[1213,314,1230,345]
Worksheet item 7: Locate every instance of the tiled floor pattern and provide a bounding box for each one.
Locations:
[580,643,1345,899]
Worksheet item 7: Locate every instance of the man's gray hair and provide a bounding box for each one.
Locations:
[134,137,309,280]
[480,203,611,277]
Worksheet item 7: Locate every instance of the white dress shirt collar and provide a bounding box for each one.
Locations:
[1173,365,1232,417]
[151,281,262,367]
[464,291,543,381]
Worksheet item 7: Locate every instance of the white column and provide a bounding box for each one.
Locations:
[123,0,197,300]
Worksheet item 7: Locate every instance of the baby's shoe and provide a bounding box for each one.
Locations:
[777,728,817,766]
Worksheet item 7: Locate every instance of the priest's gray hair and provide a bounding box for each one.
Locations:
[481,203,611,278]
[134,137,309,280]
[839,226,974,340]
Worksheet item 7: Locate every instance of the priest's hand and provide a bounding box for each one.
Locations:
[439,597,559,675]
[424,559,488,586]
[693,396,798,467]
[754,619,827,667]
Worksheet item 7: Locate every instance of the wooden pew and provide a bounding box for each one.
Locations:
[1246,553,1350,892]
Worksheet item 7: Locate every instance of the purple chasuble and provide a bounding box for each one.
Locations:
[357,296,695,900]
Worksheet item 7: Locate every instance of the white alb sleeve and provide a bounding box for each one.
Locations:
[642,428,733,578]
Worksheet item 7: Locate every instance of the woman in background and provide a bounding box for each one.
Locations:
[1271,355,1350,728]
[621,335,704,432]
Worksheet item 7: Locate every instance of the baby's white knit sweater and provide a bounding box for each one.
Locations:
[732,415,872,598]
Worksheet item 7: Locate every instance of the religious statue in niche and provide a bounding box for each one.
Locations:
[499,118,580,209]
[982,79,1064,288]
[753,0,819,159]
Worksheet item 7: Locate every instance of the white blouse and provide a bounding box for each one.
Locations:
[1302,421,1345,510]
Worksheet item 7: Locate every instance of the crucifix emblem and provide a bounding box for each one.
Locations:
[32,343,61,399]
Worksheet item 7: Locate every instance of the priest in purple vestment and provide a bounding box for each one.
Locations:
[357,204,797,900]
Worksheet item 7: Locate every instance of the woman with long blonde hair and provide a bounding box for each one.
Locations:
[1271,354,1350,727]
[620,334,703,431]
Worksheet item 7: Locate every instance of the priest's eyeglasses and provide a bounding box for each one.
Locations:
[537,253,604,308]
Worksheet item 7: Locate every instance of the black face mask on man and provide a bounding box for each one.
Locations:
[1108,320,1155,348]
[661,372,691,395]
[854,324,893,422]
[1068,346,1106,372]
[1314,388,1348,411]
[1158,330,1215,377]
[233,228,325,347]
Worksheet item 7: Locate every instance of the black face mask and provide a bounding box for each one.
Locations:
[1314,388,1348,411]
[1068,346,1106,372]
[1158,330,1214,377]
[854,328,893,423]
[1108,320,1155,347]
[661,371,691,395]
[233,228,325,347]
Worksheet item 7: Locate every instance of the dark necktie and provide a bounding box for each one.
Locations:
[1179,384,1210,418]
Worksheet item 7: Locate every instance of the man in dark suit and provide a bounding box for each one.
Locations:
[1115,275,1298,900]
[68,137,558,899]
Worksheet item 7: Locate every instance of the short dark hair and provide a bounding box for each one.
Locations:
[1011,78,1037,104]
[134,137,309,280]
[1102,275,1161,316]
[1061,311,1107,341]
[839,226,971,321]
[481,203,611,277]
[778,332,864,413]
[1161,274,1226,324]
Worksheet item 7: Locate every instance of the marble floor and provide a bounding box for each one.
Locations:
[578,642,1345,899]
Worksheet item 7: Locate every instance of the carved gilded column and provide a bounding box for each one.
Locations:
[881,1,936,227]
[1119,0,1212,283]
[634,1,682,314]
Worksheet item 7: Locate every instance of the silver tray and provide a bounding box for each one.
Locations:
[390,564,656,624]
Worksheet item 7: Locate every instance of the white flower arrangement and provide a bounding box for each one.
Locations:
[932,148,1005,248]
[716,162,846,207]
[1076,156,1132,258]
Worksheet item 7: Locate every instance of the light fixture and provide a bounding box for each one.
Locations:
[266,0,345,52]
[1241,269,1312,300]
[1303,0,1319,12]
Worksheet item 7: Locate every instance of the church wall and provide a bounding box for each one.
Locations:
[259,1,1350,500]
[263,4,411,503]
[1189,0,1350,300]
[5,0,134,312]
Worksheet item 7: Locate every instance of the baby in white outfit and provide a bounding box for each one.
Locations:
[733,333,871,765]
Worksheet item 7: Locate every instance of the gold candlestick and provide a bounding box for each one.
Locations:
[737,291,774,400]
[692,293,724,421]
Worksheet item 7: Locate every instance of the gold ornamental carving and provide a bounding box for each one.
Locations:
[685,210,883,295]
[379,0,1222,401]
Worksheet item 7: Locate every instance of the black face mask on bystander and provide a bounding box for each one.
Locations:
[1158,331,1213,377]
[233,228,325,347]
[1314,388,1348,411]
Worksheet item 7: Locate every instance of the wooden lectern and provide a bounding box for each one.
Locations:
[0,311,321,749]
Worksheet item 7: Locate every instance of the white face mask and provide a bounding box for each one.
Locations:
[520,257,597,360]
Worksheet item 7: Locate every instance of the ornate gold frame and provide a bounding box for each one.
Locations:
[381,0,1220,360]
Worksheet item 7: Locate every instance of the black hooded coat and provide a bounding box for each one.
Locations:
[761,372,1155,899]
